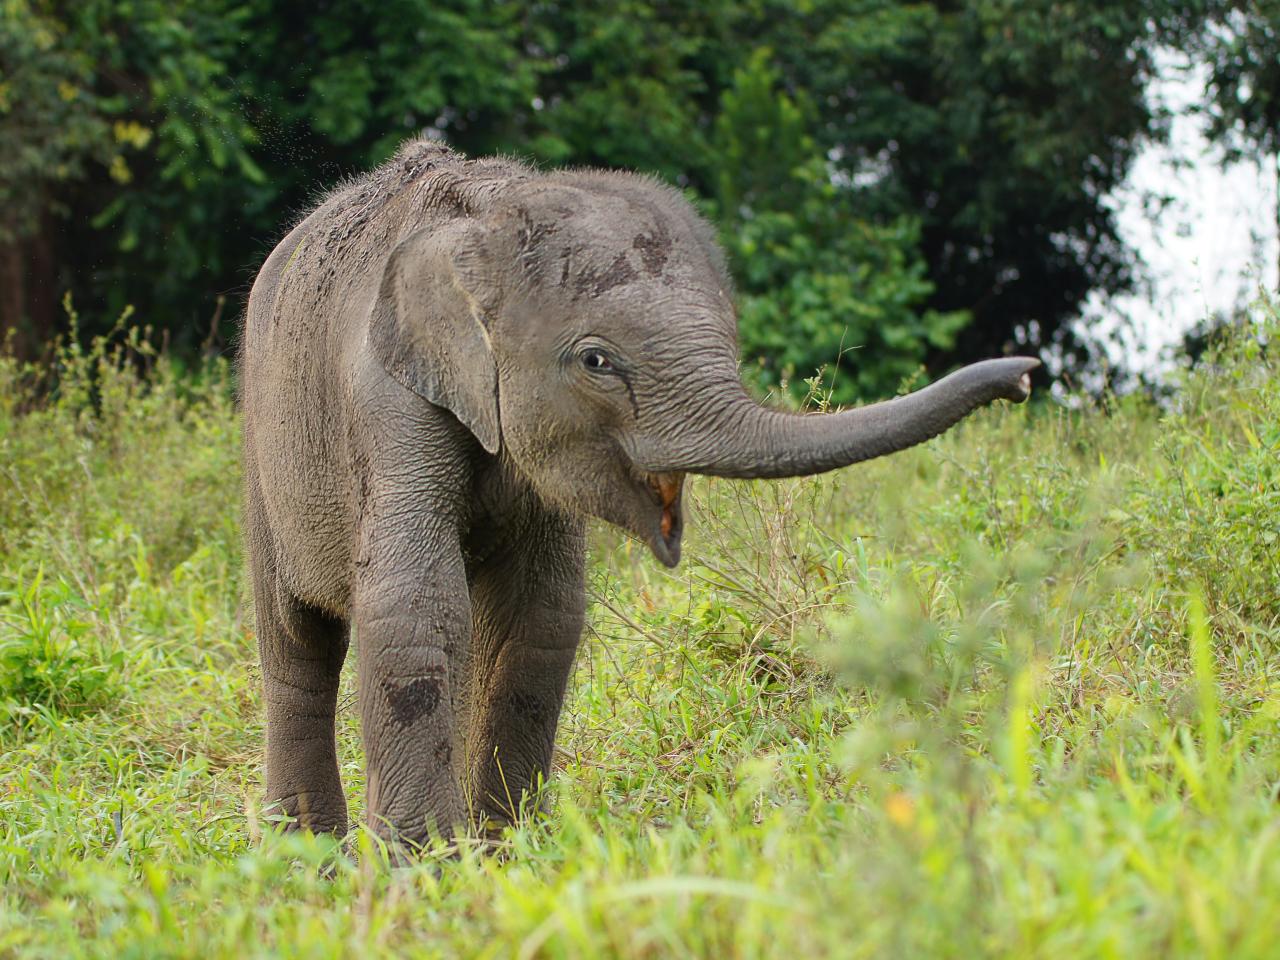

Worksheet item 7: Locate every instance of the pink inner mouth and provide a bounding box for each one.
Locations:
[647,472,685,538]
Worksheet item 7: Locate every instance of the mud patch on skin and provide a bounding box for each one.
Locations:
[574,251,638,299]
[515,206,559,256]
[632,225,671,276]
[383,673,443,727]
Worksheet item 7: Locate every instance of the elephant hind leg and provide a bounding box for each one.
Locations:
[467,637,580,830]
[247,481,350,836]
[464,509,586,831]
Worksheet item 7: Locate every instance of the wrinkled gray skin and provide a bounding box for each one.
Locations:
[241,138,1038,850]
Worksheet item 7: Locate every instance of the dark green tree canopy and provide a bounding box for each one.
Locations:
[2,0,1273,398]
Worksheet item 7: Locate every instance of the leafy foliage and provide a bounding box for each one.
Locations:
[713,51,968,401]
[0,571,122,722]
[0,0,110,243]
[0,0,264,347]
[6,0,1260,394]
[1195,0,1280,159]
[1188,0,1280,287]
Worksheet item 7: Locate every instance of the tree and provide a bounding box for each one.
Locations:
[0,0,112,355]
[1191,0,1280,285]
[1,0,1233,395]
[711,50,966,401]
[0,0,261,353]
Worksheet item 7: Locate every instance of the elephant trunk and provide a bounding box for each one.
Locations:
[632,357,1041,480]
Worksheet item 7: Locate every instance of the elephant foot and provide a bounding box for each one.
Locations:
[262,791,349,838]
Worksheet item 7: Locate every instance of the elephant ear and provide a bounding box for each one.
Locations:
[369,221,502,453]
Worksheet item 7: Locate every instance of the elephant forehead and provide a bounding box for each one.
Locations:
[502,276,735,350]
[503,187,722,296]
[513,228,733,330]
[522,221,681,294]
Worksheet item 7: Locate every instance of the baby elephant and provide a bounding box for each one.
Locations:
[240,137,1037,851]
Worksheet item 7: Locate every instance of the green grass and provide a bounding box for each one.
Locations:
[1,306,1278,958]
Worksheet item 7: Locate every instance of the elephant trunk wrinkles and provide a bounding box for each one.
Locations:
[633,357,1041,480]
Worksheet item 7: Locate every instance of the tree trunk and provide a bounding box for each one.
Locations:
[0,212,59,361]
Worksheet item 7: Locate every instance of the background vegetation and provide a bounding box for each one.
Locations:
[1,296,1277,956]
[2,0,1278,400]
[3,3,1279,955]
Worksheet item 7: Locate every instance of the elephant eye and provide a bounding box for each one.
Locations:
[581,349,614,373]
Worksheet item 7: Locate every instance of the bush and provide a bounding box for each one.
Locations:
[0,309,241,734]
[0,571,121,722]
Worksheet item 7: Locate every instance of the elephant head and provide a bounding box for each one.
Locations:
[371,172,1038,567]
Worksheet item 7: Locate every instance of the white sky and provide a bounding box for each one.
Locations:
[1082,54,1279,377]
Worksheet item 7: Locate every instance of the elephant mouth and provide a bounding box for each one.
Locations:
[640,470,685,567]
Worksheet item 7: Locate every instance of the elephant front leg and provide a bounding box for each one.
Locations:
[465,511,587,829]
[355,555,473,852]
